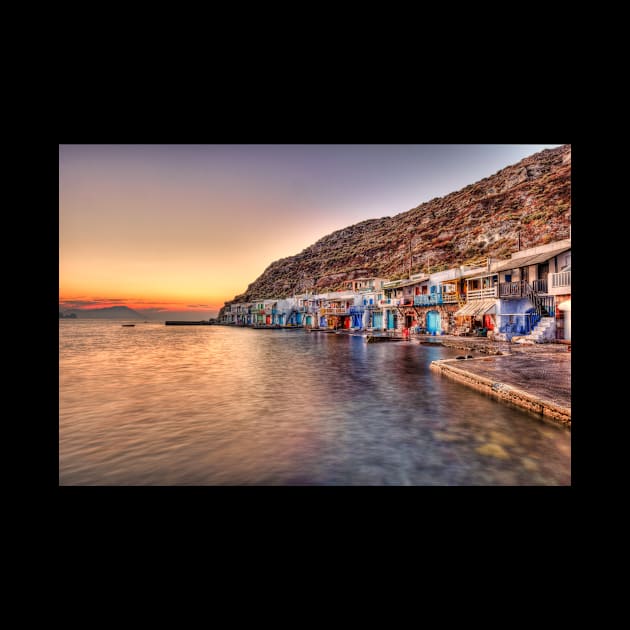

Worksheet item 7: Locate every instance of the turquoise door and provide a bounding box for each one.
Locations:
[427,310,441,334]
[373,312,383,328]
[387,311,395,329]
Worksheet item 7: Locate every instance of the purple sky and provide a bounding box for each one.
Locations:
[60,144,561,317]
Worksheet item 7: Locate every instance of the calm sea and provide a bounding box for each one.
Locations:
[59,320,571,485]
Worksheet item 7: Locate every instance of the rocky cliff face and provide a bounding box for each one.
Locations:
[224,144,571,309]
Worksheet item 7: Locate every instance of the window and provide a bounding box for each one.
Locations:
[505,274,511,283]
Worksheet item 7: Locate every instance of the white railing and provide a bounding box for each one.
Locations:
[550,271,571,289]
[441,293,459,303]
[466,287,497,300]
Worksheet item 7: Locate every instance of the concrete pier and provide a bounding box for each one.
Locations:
[430,351,571,427]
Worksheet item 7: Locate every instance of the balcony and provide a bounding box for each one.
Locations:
[414,294,443,306]
[467,287,498,301]
[349,306,364,315]
[499,279,549,299]
[531,279,547,293]
[499,281,527,299]
[548,271,571,296]
[320,307,349,315]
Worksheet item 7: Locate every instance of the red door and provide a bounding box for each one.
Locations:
[266,315,271,325]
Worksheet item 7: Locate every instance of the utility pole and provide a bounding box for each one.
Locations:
[517,230,521,252]
[409,237,412,278]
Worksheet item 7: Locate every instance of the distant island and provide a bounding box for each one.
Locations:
[59,306,144,319]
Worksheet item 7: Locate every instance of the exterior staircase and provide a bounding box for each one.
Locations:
[512,316,556,344]
[512,281,556,343]
[527,316,555,342]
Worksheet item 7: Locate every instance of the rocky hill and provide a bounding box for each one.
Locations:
[61,306,144,319]
[224,144,571,309]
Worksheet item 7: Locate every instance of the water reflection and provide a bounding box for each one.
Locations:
[60,322,570,485]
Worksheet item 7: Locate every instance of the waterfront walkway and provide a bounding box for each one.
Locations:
[420,336,571,427]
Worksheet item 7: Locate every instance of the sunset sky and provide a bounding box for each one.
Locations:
[59,144,561,318]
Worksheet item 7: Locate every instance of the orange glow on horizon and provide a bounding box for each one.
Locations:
[59,292,227,313]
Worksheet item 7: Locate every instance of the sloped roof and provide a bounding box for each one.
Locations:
[383,275,429,289]
[491,246,571,273]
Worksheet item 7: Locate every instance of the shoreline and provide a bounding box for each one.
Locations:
[429,352,570,428]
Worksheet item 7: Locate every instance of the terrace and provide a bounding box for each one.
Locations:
[548,270,571,296]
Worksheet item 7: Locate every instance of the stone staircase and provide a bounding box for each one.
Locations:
[513,316,556,344]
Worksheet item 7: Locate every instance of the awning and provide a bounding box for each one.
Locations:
[455,299,497,317]
[557,299,571,311]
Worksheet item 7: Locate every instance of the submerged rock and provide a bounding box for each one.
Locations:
[433,431,463,442]
[521,457,539,471]
[489,430,516,446]
[476,443,510,459]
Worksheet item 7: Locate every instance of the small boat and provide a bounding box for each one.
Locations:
[122,324,135,327]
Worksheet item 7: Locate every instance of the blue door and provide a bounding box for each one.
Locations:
[427,310,441,334]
